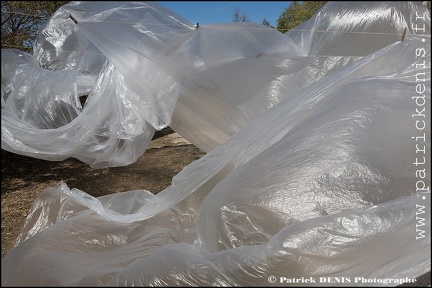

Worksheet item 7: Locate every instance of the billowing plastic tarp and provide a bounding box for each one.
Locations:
[1,1,431,287]
[2,1,300,168]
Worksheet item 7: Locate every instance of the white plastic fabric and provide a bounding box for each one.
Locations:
[1,1,431,287]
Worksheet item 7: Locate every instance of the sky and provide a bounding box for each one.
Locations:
[157,1,292,27]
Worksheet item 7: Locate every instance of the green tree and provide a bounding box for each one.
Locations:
[262,18,275,29]
[232,7,249,22]
[1,1,68,52]
[262,18,270,26]
[276,1,327,33]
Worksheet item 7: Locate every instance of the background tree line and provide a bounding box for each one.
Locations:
[1,1,68,52]
[276,1,327,31]
[1,1,326,53]
[233,1,327,31]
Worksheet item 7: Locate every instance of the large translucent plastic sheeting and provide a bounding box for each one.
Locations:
[1,1,431,287]
[2,1,426,168]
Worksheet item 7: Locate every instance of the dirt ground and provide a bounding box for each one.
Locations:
[1,128,430,286]
[1,128,204,258]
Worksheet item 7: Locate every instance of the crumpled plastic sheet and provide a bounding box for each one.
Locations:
[1,1,431,287]
[4,1,426,168]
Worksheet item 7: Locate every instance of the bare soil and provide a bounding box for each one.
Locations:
[1,128,204,258]
[1,128,429,286]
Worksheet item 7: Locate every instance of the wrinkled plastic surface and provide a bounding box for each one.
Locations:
[1,1,431,287]
[4,1,426,168]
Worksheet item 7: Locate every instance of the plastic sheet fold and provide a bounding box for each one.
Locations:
[1,1,431,286]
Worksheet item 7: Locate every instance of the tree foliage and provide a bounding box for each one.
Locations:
[276,1,327,33]
[1,1,68,52]
[232,7,249,22]
[262,18,275,29]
